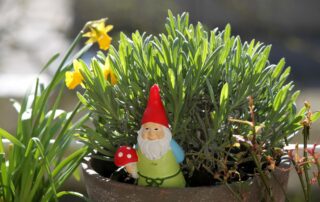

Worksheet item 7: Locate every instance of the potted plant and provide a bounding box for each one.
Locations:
[66,11,320,201]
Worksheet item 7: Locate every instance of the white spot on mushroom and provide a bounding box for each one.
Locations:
[126,147,131,150]
[127,154,132,159]
[118,152,123,157]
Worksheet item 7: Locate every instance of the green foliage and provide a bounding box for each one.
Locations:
[0,34,89,202]
[79,11,305,180]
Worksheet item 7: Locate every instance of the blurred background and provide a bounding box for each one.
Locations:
[1,0,320,201]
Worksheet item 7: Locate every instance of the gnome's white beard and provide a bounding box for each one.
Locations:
[137,127,172,160]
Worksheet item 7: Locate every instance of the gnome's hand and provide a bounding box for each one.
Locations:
[125,162,138,179]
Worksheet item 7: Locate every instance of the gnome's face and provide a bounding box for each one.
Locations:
[137,122,172,160]
[140,122,164,141]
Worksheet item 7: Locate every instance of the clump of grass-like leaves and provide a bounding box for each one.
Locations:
[0,32,90,202]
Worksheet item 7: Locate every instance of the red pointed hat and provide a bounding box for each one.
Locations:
[141,84,169,128]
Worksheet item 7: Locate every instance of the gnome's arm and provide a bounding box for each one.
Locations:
[170,139,185,163]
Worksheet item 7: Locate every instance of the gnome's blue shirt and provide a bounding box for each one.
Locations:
[169,139,184,163]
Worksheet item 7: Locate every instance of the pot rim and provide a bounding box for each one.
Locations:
[81,155,291,191]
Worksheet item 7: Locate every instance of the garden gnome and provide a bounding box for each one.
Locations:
[114,84,186,188]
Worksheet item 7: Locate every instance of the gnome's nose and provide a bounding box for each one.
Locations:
[146,130,158,140]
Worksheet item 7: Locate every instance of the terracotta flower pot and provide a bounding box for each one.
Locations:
[82,156,290,202]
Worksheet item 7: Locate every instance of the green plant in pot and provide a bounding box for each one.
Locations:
[73,11,320,201]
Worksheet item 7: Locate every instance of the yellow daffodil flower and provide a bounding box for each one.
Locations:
[65,60,84,90]
[103,58,117,85]
[83,19,113,50]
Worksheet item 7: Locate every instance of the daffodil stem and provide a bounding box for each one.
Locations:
[56,31,83,73]
[51,22,89,83]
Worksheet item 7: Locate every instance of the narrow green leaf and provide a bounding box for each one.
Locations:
[279,67,291,82]
[311,112,320,123]
[297,106,307,116]
[219,39,231,65]
[272,58,285,79]
[234,37,242,67]
[273,84,291,113]
[168,68,176,90]
[52,147,88,177]
[77,92,88,106]
[224,24,231,42]
[254,46,271,73]
[290,90,300,103]
[220,83,229,107]
[0,128,25,148]
[0,152,9,201]
[72,167,81,182]
[28,167,45,201]
[209,30,216,51]
[247,39,256,56]
[206,79,218,110]
[40,53,60,74]
[31,138,58,202]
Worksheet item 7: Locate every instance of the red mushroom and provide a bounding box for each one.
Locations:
[114,146,139,178]
[114,146,138,166]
